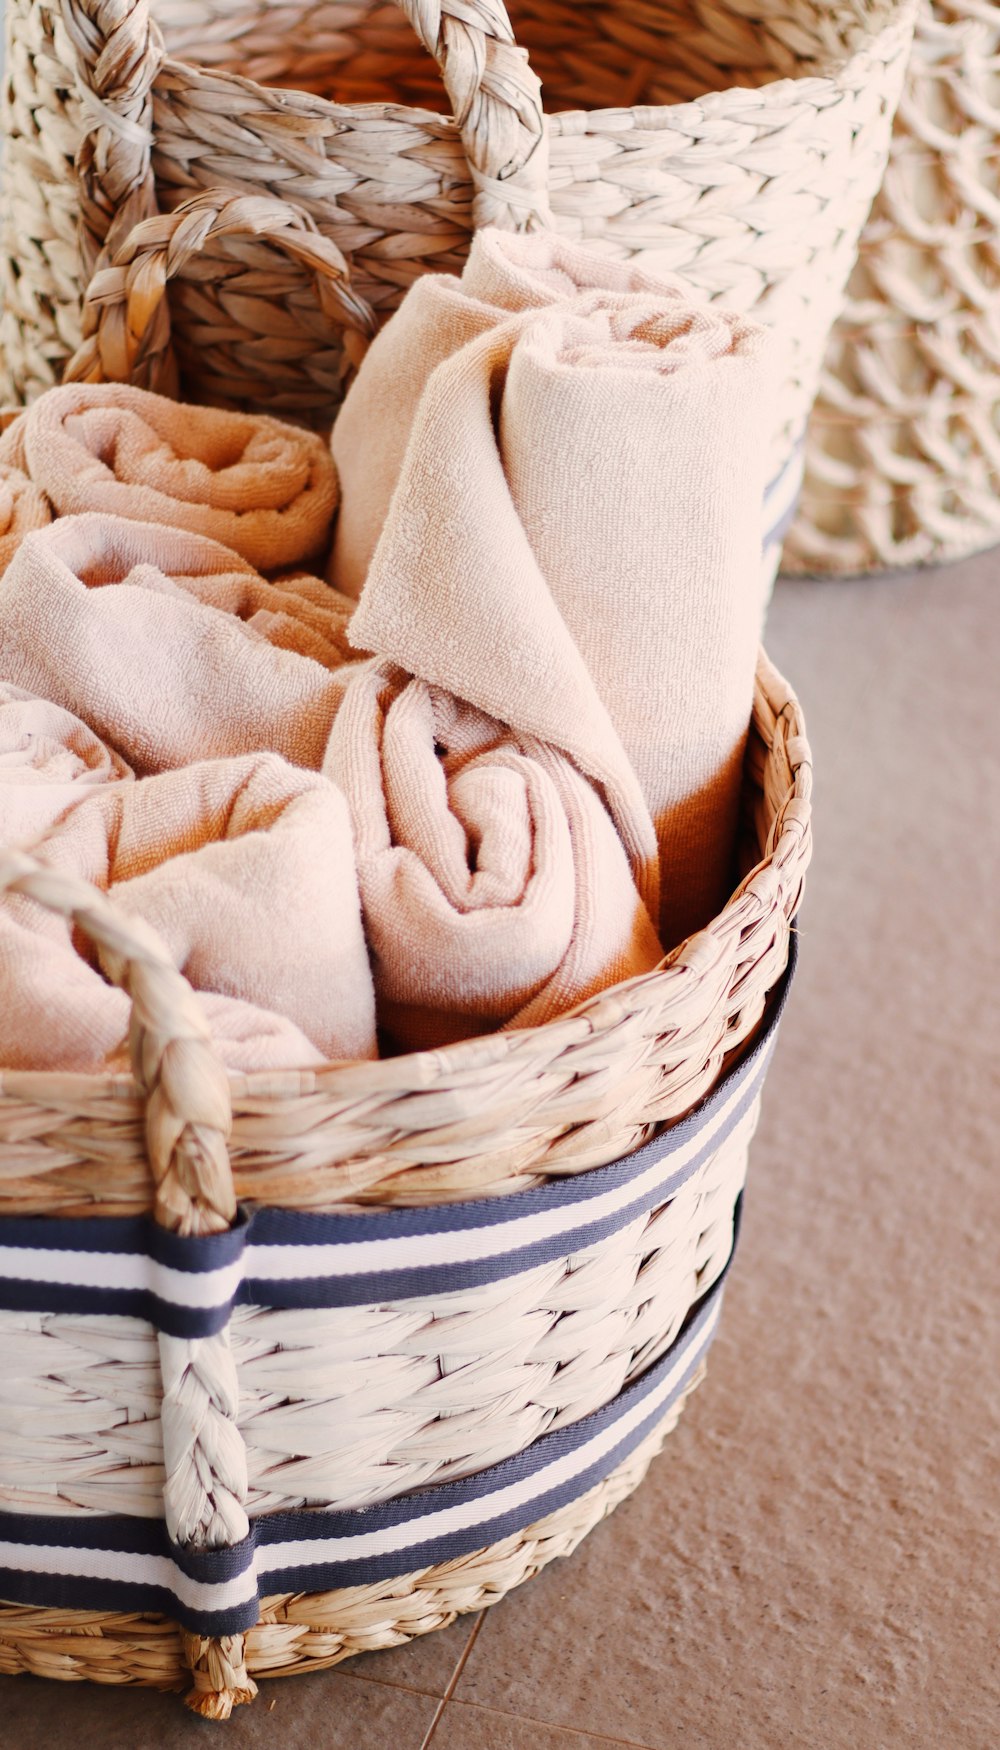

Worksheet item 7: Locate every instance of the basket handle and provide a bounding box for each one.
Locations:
[393,0,552,231]
[64,188,379,392]
[0,844,255,1713]
[60,0,551,265]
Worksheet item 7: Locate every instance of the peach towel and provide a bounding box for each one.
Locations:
[0,515,358,774]
[334,229,775,943]
[324,662,662,1053]
[0,752,376,1072]
[0,683,133,845]
[0,417,51,574]
[8,384,337,570]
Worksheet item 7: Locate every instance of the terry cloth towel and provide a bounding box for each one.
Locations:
[0,416,52,573]
[0,515,360,775]
[324,661,663,1053]
[0,683,133,846]
[335,229,775,944]
[0,752,377,1072]
[15,383,337,571]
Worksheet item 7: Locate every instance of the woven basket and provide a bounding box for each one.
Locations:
[0,0,915,578]
[0,650,811,1716]
[785,0,1000,573]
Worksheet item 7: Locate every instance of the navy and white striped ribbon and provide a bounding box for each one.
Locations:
[0,944,795,1336]
[0,1258,729,1633]
[762,436,805,577]
[0,946,795,1632]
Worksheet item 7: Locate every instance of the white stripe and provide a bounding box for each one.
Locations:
[0,1540,258,1614]
[0,1048,764,1303]
[257,1296,722,1575]
[245,1070,765,1283]
[0,1248,245,1310]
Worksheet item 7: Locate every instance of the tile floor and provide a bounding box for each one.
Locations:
[2,550,998,1747]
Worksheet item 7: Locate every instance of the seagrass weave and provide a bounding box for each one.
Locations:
[0,652,811,1715]
[785,0,1000,573]
[0,0,915,516]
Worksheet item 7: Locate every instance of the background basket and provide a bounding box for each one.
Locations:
[784,0,1000,574]
[0,651,811,1715]
[1,0,915,578]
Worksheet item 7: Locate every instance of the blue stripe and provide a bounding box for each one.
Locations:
[0,1233,734,1633]
[0,943,794,1334]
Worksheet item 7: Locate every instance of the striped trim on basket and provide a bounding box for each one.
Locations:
[763,435,805,581]
[0,1260,726,1634]
[0,952,793,1336]
[0,946,795,1635]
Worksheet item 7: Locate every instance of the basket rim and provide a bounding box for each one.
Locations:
[0,644,811,1108]
[150,0,916,141]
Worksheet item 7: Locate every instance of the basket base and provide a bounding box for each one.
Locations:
[0,1368,703,1698]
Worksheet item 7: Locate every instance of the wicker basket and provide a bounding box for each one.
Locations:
[784,0,1000,574]
[0,650,811,1716]
[1,0,915,579]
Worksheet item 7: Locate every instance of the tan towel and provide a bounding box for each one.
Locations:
[335,230,775,943]
[0,752,376,1071]
[13,383,338,571]
[323,661,662,1052]
[0,683,133,845]
[0,515,359,774]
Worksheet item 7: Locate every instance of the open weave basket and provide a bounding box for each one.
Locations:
[1,0,915,578]
[785,0,1000,573]
[0,651,811,1715]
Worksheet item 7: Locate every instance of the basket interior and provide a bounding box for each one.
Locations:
[152,0,892,114]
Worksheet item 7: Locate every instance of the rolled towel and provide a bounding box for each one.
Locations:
[0,515,359,774]
[324,661,662,1052]
[0,683,133,845]
[0,416,52,575]
[0,752,376,1071]
[16,383,338,570]
[337,232,775,943]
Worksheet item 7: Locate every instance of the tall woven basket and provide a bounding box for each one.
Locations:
[0,0,916,578]
[0,649,812,1716]
[784,0,1000,573]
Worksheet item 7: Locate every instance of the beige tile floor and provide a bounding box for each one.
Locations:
[2,550,998,1747]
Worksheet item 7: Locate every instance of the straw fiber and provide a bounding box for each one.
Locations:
[786,0,1000,573]
[0,1394,696,1692]
[0,0,915,495]
[0,650,810,1712]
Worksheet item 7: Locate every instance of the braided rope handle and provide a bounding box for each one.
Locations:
[65,187,379,392]
[61,0,166,277]
[60,0,550,256]
[0,847,255,1715]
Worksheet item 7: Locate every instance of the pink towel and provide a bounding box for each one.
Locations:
[0,417,51,573]
[0,752,376,1072]
[0,515,359,775]
[333,230,774,944]
[323,661,662,1053]
[16,383,338,570]
[0,683,133,845]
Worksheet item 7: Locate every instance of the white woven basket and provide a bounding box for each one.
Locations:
[0,0,916,580]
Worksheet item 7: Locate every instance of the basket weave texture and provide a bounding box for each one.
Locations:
[0,652,811,1713]
[785,0,1000,573]
[0,0,915,505]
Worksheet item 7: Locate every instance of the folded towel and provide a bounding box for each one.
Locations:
[0,418,52,573]
[334,230,775,943]
[0,515,359,774]
[16,383,337,571]
[324,661,662,1052]
[0,751,376,1071]
[0,683,133,845]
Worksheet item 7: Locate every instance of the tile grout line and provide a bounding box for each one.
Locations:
[422,1692,663,1750]
[419,1612,487,1750]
